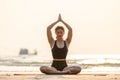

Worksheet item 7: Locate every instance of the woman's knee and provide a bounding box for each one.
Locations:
[69,66,82,74]
[75,66,82,71]
[40,66,48,73]
[74,66,81,71]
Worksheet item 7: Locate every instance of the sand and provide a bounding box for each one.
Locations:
[0,73,120,80]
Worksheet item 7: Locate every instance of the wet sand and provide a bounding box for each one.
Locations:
[0,73,120,80]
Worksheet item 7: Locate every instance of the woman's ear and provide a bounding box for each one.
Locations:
[55,31,57,35]
[63,31,65,34]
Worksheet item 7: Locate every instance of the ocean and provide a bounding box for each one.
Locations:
[0,54,120,74]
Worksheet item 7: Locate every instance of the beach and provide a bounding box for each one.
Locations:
[0,73,120,80]
[1,0,120,79]
[0,55,120,80]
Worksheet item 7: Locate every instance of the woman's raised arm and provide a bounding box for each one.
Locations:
[59,14,73,44]
[47,20,59,48]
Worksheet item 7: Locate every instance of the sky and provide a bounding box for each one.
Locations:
[0,0,120,56]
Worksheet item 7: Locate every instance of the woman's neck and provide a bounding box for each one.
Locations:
[56,37,63,42]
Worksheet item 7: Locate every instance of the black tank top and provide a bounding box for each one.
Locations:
[51,40,68,71]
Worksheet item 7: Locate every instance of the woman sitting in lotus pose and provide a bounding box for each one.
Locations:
[40,14,81,74]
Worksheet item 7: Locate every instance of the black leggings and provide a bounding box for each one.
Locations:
[51,61,67,71]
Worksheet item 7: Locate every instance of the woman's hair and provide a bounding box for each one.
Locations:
[55,26,64,32]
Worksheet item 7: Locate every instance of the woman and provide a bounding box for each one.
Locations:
[40,14,81,74]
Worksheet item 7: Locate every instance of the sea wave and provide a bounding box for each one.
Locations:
[0,55,120,67]
[0,55,120,73]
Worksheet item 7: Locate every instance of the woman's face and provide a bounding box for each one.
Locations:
[55,29,64,38]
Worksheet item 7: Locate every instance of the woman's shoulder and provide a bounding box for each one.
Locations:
[65,40,69,48]
[51,40,55,49]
